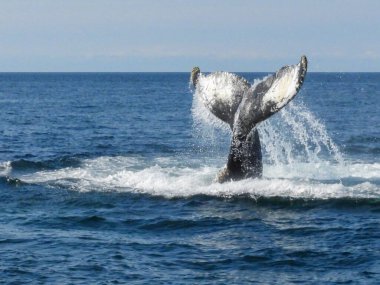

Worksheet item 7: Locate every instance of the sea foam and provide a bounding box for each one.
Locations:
[18,156,380,199]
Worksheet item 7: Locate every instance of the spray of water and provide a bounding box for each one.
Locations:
[259,101,343,165]
[191,82,231,157]
[191,73,343,167]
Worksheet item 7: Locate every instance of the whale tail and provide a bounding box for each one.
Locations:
[191,56,308,183]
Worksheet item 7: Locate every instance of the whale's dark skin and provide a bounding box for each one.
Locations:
[191,56,308,183]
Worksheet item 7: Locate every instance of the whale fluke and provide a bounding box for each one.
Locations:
[191,56,308,182]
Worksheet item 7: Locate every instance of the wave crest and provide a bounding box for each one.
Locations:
[15,156,380,200]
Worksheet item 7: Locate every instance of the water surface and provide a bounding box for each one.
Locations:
[0,72,379,284]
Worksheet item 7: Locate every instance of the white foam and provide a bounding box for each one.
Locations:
[0,161,12,176]
[18,156,380,199]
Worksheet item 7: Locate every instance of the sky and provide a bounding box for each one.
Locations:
[0,0,379,72]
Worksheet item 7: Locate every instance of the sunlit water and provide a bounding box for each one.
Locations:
[0,72,379,284]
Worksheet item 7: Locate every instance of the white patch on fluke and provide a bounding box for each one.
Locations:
[262,64,301,112]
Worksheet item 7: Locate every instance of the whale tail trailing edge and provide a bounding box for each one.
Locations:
[191,56,308,183]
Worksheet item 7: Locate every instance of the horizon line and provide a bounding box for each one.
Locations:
[1,71,380,74]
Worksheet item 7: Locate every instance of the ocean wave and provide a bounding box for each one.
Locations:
[15,156,380,200]
[9,156,83,171]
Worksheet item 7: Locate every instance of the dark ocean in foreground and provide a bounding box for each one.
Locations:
[0,72,379,284]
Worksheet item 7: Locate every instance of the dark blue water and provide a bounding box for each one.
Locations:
[0,72,379,284]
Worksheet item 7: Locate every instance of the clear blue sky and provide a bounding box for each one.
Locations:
[1,0,379,72]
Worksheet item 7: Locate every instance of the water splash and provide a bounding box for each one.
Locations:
[259,101,343,165]
[191,87,230,134]
[191,81,230,156]
[191,72,343,167]
[17,156,380,199]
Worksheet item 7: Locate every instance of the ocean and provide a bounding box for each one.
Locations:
[0,72,379,284]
